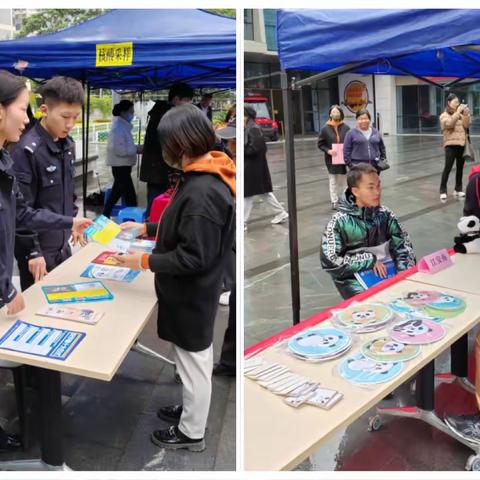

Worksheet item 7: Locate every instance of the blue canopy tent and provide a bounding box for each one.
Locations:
[0,9,236,213]
[0,9,236,90]
[276,9,480,324]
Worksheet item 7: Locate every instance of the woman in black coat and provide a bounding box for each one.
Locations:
[244,105,288,230]
[317,105,350,210]
[114,104,235,452]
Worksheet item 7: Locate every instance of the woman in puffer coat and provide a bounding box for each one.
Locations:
[439,93,471,202]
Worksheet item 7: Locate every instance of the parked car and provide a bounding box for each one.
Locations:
[244,95,279,141]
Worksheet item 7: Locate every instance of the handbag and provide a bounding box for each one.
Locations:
[376,159,390,172]
[463,130,476,163]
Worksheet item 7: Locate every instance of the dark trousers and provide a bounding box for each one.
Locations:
[222,248,236,291]
[146,182,168,219]
[103,166,137,218]
[17,246,71,291]
[219,283,236,369]
[440,145,465,194]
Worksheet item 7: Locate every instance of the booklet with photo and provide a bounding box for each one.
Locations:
[91,251,123,267]
[36,305,104,325]
[354,259,397,289]
[80,264,140,283]
[42,281,113,304]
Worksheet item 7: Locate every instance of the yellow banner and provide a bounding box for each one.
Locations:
[96,42,133,67]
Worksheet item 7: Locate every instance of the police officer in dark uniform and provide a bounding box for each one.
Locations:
[0,69,91,451]
[11,76,85,290]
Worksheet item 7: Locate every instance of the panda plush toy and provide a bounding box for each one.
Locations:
[454,215,480,253]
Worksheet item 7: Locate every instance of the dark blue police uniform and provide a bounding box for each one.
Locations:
[0,148,72,307]
[11,122,78,290]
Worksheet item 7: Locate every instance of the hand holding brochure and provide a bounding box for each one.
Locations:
[354,260,397,289]
[84,215,130,253]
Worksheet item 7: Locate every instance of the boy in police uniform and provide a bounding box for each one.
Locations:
[11,76,85,290]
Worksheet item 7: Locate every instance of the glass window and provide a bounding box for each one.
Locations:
[264,9,277,52]
[244,9,253,41]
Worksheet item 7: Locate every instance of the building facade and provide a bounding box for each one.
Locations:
[0,10,14,40]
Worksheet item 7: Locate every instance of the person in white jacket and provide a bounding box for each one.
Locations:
[103,100,142,217]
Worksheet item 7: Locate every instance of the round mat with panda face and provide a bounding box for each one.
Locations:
[388,318,446,344]
[362,336,420,362]
[339,352,403,385]
[288,328,351,358]
[335,303,393,332]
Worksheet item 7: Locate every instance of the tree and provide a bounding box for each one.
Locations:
[208,9,236,18]
[16,9,106,37]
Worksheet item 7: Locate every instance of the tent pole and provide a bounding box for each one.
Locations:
[281,70,300,326]
[372,74,378,130]
[84,83,91,218]
[81,80,86,217]
[137,91,143,181]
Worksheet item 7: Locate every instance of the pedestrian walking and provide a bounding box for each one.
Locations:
[244,105,287,230]
[318,105,350,210]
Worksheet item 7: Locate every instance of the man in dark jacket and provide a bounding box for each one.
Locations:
[11,76,84,291]
[321,163,415,299]
[140,83,194,217]
[195,93,213,121]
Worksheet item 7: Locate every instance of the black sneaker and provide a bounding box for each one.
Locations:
[213,362,236,377]
[151,425,205,452]
[0,433,22,452]
[444,413,480,444]
[157,404,183,424]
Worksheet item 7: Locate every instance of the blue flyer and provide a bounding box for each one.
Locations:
[354,260,397,289]
[0,320,85,361]
[80,264,140,283]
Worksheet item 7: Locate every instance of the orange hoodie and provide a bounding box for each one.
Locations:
[183,150,236,197]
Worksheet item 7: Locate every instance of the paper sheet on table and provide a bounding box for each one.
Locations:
[331,143,345,165]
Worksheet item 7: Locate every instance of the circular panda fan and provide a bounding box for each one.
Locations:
[288,328,351,358]
[335,303,393,332]
[339,352,403,385]
[388,318,446,345]
[362,336,420,362]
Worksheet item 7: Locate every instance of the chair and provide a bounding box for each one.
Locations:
[149,192,171,223]
[103,188,127,218]
[117,207,147,223]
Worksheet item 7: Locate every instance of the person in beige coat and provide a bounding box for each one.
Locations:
[439,93,471,202]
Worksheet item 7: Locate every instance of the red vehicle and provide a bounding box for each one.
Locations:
[244,95,279,141]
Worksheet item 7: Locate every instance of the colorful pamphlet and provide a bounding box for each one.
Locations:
[0,319,85,360]
[81,264,140,283]
[84,215,131,253]
[129,239,155,253]
[36,305,104,325]
[42,281,113,304]
[91,251,123,266]
[339,352,403,385]
[354,260,396,289]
